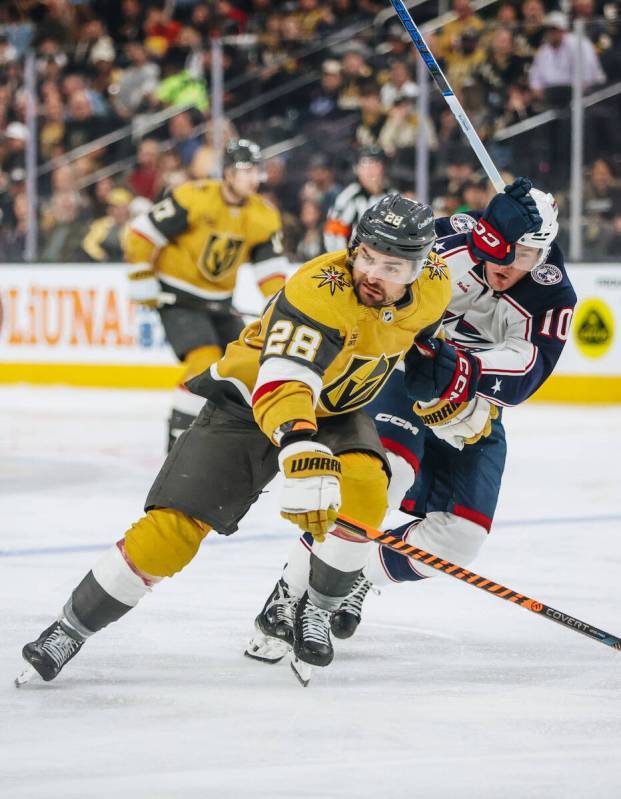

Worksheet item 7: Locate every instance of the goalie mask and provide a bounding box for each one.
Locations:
[350,193,436,284]
[517,189,559,269]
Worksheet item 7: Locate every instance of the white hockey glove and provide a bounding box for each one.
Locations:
[413,396,499,450]
[279,441,341,542]
[126,263,162,308]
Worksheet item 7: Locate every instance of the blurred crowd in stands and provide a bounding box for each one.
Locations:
[1,0,621,263]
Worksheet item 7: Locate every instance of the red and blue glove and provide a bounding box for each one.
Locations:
[404,337,481,404]
[467,177,543,265]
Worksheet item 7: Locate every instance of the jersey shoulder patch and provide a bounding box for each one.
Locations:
[285,253,352,332]
[530,262,563,286]
[449,213,478,233]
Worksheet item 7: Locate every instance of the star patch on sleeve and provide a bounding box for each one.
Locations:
[312,267,352,295]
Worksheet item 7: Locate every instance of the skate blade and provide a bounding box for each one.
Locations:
[244,630,289,664]
[15,663,39,687]
[290,655,313,687]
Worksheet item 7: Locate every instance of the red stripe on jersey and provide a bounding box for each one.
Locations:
[380,436,420,473]
[129,229,157,246]
[252,380,288,405]
[452,504,493,533]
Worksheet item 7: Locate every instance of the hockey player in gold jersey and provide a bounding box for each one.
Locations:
[17,194,452,687]
[124,138,287,448]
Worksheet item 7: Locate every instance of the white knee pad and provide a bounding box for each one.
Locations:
[385,451,416,511]
[92,544,154,607]
[405,512,487,578]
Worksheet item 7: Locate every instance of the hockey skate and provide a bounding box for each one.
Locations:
[330,574,378,640]
[245,577,297,664]
[290,592,333,687]
[15,620,85,686]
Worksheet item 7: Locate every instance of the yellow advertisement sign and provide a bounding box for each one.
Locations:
[572,297,615,359]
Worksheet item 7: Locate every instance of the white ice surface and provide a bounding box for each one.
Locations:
[1,387,621,799]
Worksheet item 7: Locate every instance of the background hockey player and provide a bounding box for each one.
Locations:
[323,146,393,252]
[124,138,288,449]
[17,194,452,688]
[246,178,560,674]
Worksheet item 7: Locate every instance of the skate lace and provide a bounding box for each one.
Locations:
[268,581,297,627]
[41,626,81,669]
[340,576,378,617]
[301,602,332,645]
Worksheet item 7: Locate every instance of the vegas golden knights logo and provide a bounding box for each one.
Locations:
[199,233,245,280]
[320,353,401,413]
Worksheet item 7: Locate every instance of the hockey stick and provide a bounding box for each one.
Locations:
[388,0,504,193]
[336,512,621,652]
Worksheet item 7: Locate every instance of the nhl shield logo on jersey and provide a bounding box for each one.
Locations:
[449,213,477,233]
[312,266,352,295]
[425,251,449,281]
[382,309,393,323]
[531,263,563,286]
[320,352,401,413]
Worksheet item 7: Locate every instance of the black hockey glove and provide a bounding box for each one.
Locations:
[467,177,543,265]
[404,337,481,404]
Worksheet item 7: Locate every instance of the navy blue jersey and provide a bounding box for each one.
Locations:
[428,212,577,406]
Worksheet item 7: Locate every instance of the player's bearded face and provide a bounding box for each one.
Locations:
[225,165,262,200]
[485,244,541,291]
[352,244,413,307]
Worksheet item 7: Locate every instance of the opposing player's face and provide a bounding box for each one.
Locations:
[224,165,261,200]
[485,244,541,291]
[352,244,413,306]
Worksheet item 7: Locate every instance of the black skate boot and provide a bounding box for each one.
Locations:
[330,574,376,640]
[16,620,85,685]
[245,578,298,663]
[293,592,333,668]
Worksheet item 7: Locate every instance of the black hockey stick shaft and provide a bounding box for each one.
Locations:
[336,513,621,652]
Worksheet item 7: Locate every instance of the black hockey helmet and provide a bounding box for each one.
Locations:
[351,193,436,273]
[355,145,386,164]
[223,138,262,169]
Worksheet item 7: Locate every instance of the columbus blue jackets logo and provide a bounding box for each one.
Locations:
[320,352,401,413]
[312,266,352,295]
[449,213,477,233]
[531,263,562,286]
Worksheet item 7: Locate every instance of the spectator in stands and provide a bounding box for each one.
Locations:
[295,198,324,261]
[154,45,209,113]
[116,0,143,46]
[168,110,202,167]
[1,121,28,172]
[306,59,344,121]
[518,0,548,57]
[434,0,486,63]
[475,27,529,118]
[157,150,188,194]
[128,138,162,200]
[529,11,606,105]
[80,187,133,262]
[355,81,387,148]
[302,154,341,216]
[262,156,299,215]
[379,59,418,109]
[338,41,374,111]
[0,188,27,262]
[583,158,621,223]
[39,190,85,263]
[378,86,438,157]
[445,27,487,94]
[63,91,105,152]
[39,90,66,163]
[114,42,160,118]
